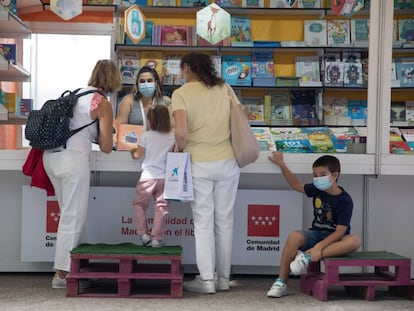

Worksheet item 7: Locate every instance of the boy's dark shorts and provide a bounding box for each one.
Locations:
[299,229,333,252]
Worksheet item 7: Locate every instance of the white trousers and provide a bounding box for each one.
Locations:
[43,149,90,272]
[190,158,240,281]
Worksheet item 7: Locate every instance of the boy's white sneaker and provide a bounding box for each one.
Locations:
[290,251,311,275]
[140,234,151,246]
[150,239,165,248]
[184,275,216,294]
[266,280,287,298]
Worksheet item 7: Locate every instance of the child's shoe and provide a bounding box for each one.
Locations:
[289,250,311,275]
[140,234,151,246]
[151,239,165,247]
[52,275,66,289]
[266,278,287,298]
[184,275,216,294]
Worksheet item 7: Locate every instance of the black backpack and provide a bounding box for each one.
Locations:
[25,88,104,150]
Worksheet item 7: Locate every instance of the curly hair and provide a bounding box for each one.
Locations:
[180,52,224,87]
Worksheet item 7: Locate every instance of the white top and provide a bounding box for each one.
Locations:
[67,87,103,155]
[139,130,175,179]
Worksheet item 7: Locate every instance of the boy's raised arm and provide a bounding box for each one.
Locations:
[268,151,305,193]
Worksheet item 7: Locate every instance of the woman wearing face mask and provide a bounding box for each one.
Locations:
[117,66,171,128]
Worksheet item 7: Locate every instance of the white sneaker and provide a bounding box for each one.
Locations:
[215,276,230,291]
[150,239,165,247]
[184,275,216,294]
[290,251,311,276]
[266,280,287,298]
[140,234,151,246]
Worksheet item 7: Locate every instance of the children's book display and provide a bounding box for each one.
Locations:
[304,20,327,46]
[271,127,313,153]
[231,16,253,47]
[162,54,184,85]
[242,0,264,7]
[251,127,276,151]
[389,127,411,154]
[242,97,265,125]
[324,53,344,87]
[343,52,363,87]
[160,25,190,46]
[291,90,319,125]
[329,127,358,153]
[390,101,406,126]
[301,126,336,153]
[295,56,322,87]
[400,128,414,151]
[222,55,252,86]
[252,51,274,86]
[265,92,293,125]
[327,20,351,46]
[118,51,140,85]
[395,58,414,87]
[351,19,369,47]
[140,51,163,77]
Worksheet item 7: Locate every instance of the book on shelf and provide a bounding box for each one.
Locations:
[351,19,369,47]
[19,98,32,117]
[0,43,16,64]
[253,78,276,87]
[120,0,148,7]
[160,25,190,46]
[231,16,252,47]
[390,101,406,125]
[140,51,163,77]
[390,140,412,154]
[265,92,293,126]
[251,127,276,151]
[275,76,300,87]
[269,0,297,8]
[304,20,327,46]
[405,101,414,124]
[329,127,358,153]
[398,19,414,43]
[214,0,240,7]
[344,63,363,87]
[221,55,252,86]
[181,0,209,6]
[0,124,22,150]
[241,97,265,125]
[400,128,414,151]
[118,51,140,85]
[298,0,320,8]
[87,0,113,4]
[162,54,183,85]
[242,0,264,7]
[295,56,322,87]
[324,61,344,87]
[251,51,274,79]
[327,20,351,46]
[301,126,336,153]
[348,100,367,126]
[395,58,414,87]
[291,90,319,125]
[270,127,313,153]
[153,0,176,5]
[4,92,17,114]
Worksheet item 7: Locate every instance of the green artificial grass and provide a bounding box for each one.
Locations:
[326,251,408,260]
[71,243,182,255]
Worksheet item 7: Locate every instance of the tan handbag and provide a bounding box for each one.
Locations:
[226,84,261,168]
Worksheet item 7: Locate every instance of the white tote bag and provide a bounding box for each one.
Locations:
[164,152,194,202]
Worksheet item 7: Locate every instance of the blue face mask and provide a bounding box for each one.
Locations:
[313,175,332,191]
[138,82,156,97]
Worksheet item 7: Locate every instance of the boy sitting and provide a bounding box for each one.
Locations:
[266,152,361,298]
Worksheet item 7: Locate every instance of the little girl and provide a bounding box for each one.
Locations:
[130,105,175,247]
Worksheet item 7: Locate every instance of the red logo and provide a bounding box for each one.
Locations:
[46,201,60,233]
[247,204,280,237]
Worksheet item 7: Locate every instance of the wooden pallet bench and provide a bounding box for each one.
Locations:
[301,251,414,301]
[66,243,183,298]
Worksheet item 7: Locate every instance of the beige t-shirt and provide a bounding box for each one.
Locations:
[171,81,235,162]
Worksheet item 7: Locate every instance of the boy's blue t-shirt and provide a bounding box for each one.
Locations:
[304,184,353,235]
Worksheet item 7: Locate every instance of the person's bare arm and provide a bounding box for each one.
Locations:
[173,109,187,151]
[93,98,114,154]
[116,94,133,124]
[268,151,305,193]
[306,225,348,261]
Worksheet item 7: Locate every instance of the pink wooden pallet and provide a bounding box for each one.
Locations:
[301,251,414,301]
[66,251,183,298]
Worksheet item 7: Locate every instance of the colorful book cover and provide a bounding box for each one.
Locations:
[140,51,163,77]
[215,0,240,7]
[390,101,406,124]
[301,126,336,153]
[160,25,189,46]
[395,58,414,87]
[268,92,292,125]
[271,128,313,153]
[351,19,369,46]
[222,55,252,86]
[291,90,318,125]
[252,51,274,78]
[242,0,264,7]
[116,124,145,151]
[405,101,414,123]
[295,56,321,86]
[242,97,265,125]
[118,52,140,85]
[344,63,363,87]
[348,100,367,125]
[231,16,252,46]
[327,20,351,46]
[5,92,17,114]
[269,0,297,8]
[19,98,33,117]
[251,127,276,151]
[324,61,344,87]
[153,0,176,5]
[181,0,209,6]
[298,0,320,8]
[1,43,17,64]
[398,19,414,43]
[400,128,414,150]
[121,0,148,7]
[304,20,327,46]
[162,54,183,85]
[329,127,358,153]
[390,140,412,154]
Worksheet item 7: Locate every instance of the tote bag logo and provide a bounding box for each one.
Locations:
[46,201,60,233]
[247,204,280,237]
[168,166,180,181]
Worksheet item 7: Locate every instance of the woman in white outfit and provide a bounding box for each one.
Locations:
[43,59,121,289]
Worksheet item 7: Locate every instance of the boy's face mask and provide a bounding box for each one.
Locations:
[313,175,332,191]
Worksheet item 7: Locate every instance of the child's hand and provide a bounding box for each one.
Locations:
[268,151,284,166]
[130,147,139,159]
